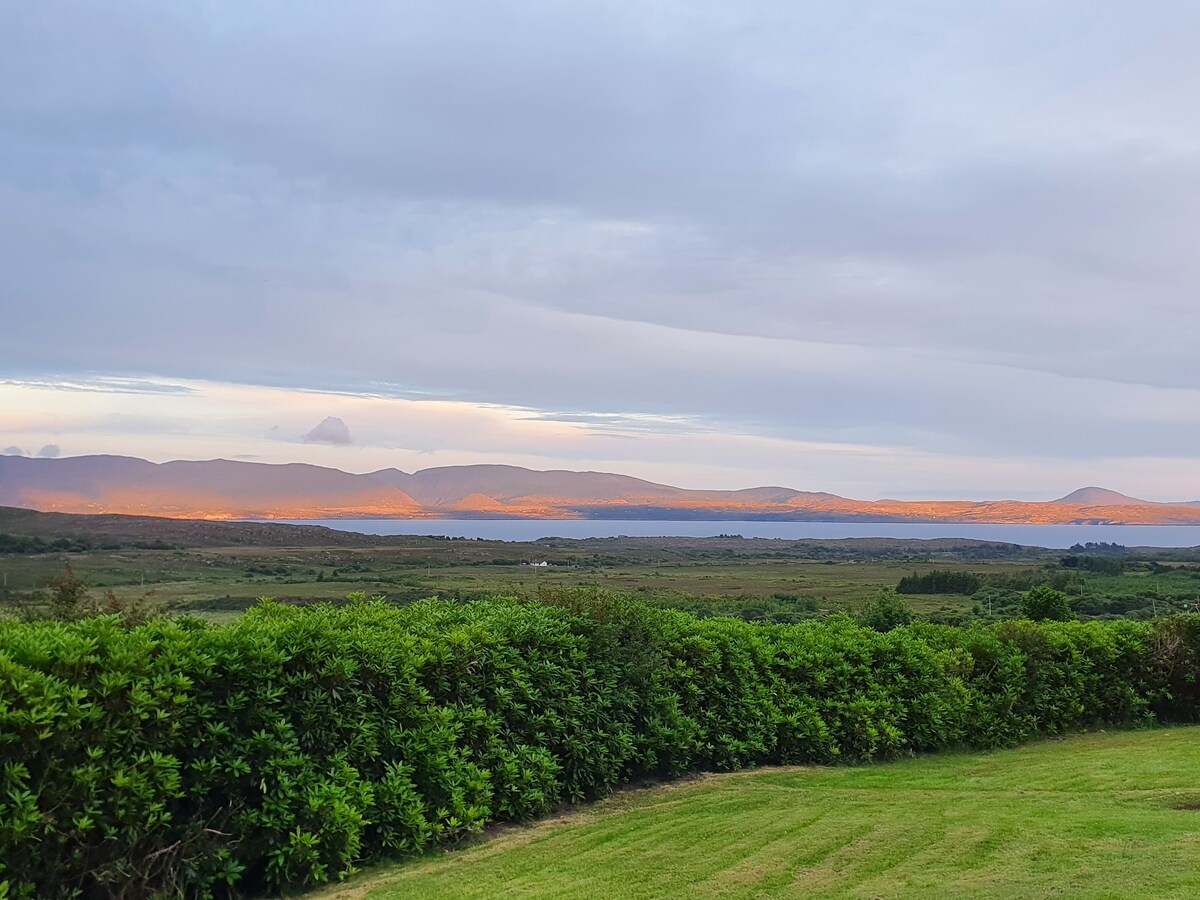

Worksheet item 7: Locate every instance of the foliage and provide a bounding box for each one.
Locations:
[896,570,982,595]
[856,590,915,631]
[1068,542,1127,556]
[1,596,1198,896]
[1060,555,1126,575]
[636,590,821,624]
[21,566,152,625]
[1021,585,1076,622]
[0,534,91,554]
[44,565,90,619]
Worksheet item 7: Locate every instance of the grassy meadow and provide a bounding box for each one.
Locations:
[0,546,1038,623]
[0,540,1032,619]
[6,506,1199,626]
[316,728,1200,900]
[3,538,1198,626]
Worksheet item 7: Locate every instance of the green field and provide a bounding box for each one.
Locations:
[0,541,1044,622]
[4,541,1199,626]
[314,728,1200,899]
[7,506,1200,626]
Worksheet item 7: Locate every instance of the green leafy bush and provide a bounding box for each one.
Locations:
[856,590,916,631]
[1,597,1197,897]
[1021,585,1076,621]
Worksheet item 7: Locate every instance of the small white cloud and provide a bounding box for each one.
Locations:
[303,416,353,445]
[3,446,26,456]
[37,444,61,458]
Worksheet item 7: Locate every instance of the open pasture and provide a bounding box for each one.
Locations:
[319,728,1200,900]
[0,544,1037,620]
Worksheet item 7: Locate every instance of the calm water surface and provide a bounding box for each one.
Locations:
[271,519,1200,550]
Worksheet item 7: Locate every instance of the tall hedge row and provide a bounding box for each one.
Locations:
[1,598,1198,898]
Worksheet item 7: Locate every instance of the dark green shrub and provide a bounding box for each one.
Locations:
[1021,585,1076,621]
[1139,614,1200,720]
[857,590,916,631]
[897,570,983,594]
[2,598,1198,897]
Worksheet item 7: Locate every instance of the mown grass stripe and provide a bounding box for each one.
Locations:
[324,728,1200,900]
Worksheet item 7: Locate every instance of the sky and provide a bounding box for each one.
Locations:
[2,1,1200,501]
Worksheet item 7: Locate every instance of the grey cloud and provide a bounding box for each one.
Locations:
[2,447,26,456]
[37,444,61,458]
[303,416,352,446]
[2,1,1200,477]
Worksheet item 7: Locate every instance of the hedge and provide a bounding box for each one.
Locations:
[1,597,1198,897]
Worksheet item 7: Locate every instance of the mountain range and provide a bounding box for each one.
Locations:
[2,454,1200,525]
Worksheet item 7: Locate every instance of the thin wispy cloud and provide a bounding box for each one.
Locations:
[0,376,195,395]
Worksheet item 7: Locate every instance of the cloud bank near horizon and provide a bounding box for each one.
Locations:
[2,2,1199,497]
[2,376,1199,503]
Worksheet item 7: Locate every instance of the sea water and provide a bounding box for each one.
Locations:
[265,519,1200,550]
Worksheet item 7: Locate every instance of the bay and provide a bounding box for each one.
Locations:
[271,519,1200,550]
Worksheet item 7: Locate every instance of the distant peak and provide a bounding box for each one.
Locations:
[1055,486,1146,506]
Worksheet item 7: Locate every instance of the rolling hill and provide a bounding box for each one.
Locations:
[2,454,1200,524]
[1054,486,1147,505]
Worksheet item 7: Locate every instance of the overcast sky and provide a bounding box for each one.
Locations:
[3,1,1199,500]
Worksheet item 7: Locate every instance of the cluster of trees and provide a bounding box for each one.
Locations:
[1068,542,1127,555]
[1060,555,1126,575]
[0,533,91,554]
[242,563,295,577]
[896,568,1094,597]
[896,570,983,595]
[0,533,173,553]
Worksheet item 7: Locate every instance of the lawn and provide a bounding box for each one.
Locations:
[313,728,1200,899]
